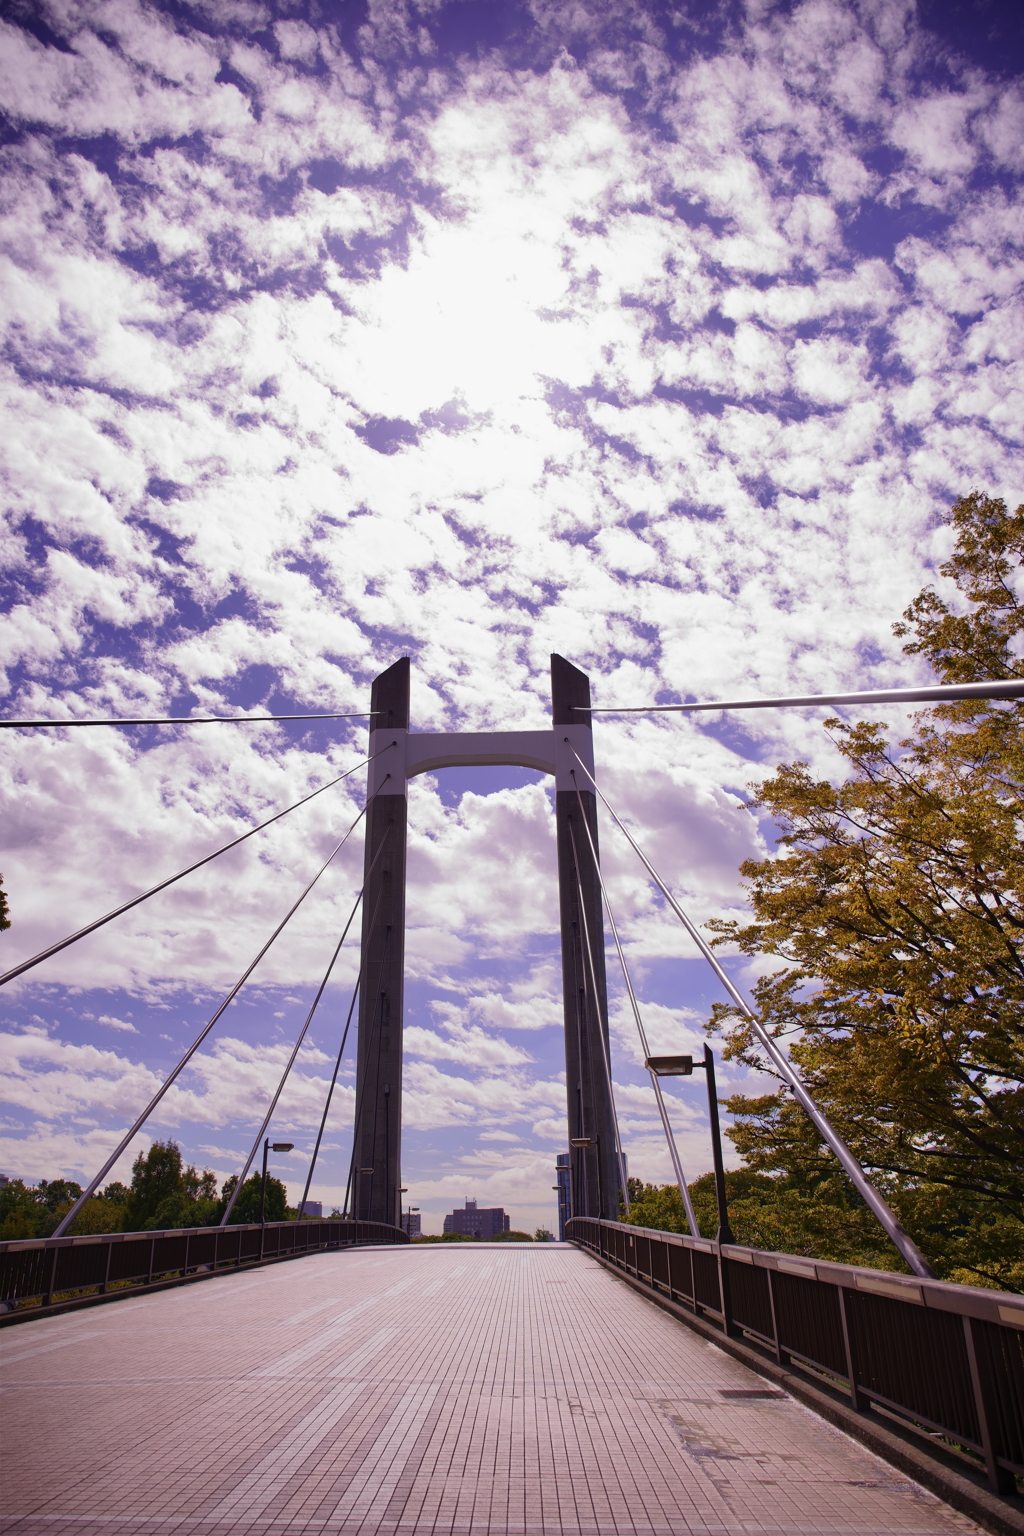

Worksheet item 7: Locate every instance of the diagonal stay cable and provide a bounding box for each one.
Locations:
[1,711,380,729]
[219,835,390,1225]
[52,783,389,1239]
[343,922,393,1219]
[570,770,700,1238]
[565,814,631,1218]
[1,741,398,988]
[565,741,936,1279]
[572,679,1024,714]
[297,879,387,1223]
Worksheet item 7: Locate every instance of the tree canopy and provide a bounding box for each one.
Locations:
[0,1142,297,1237]
[217,1171,288,1225]
[702,492,1023,1289]
[123,1141,220,1232]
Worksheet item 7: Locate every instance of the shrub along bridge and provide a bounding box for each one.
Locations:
[2,659,1023,1534]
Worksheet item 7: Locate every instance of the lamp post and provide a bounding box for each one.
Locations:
[260,1139,294,1227]
[644,1045,734,1243]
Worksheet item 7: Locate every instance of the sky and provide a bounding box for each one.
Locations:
[1,0,1021,1236]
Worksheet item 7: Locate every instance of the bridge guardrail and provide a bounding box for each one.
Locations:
[0,1217,408,1322]
[567,1215,1024,1496]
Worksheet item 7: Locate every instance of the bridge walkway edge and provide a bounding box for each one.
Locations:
[574,1242,1024,1536]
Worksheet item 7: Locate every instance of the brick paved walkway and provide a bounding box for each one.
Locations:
[1,1244,981,1535]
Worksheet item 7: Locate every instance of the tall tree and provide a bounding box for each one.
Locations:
[216,1173,288,1224]
[123,1141,219,1232]
[707,493,1024,1289]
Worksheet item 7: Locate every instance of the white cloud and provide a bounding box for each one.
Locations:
[1,0,1019,1207]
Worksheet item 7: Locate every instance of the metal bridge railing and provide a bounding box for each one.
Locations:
[0,1217,408,1323]
[567,1216,1024,1495]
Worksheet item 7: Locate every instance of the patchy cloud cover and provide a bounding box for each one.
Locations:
[1,0,1021,1232]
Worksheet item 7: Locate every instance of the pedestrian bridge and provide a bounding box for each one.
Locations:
[0,1243,988,1536]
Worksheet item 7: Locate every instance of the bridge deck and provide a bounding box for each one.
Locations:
[1,1243,980,1536]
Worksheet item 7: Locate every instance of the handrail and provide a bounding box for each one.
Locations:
[567,1216,1024,1497]
[0,1216,408,1324]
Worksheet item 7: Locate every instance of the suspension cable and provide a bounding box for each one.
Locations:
[297,879,387,1222]
[572,679,1024,714]
[343,921,393,1219]
[1,742,398,988]
[217,833,389,1225]
[565,815,631,1218]
[570,771,699,1237]
[565,742,936,1278]
[52,785,387,1239]
[1,711,379,728]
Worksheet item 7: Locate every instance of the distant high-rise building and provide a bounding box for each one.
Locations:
[401,1211,421,1236]
[299,1200,322,1218]
[555,1153,570,1241]
[442,1199,510,1239]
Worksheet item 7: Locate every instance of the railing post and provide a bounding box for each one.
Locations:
[765,1268,786,1367]
[715,1243,736,1337]
[838,1287,870,1412]
[147,1237,156,1287]
[101,1237,113,1295]
[963,1315,1017,1494]
[44,1244,60,1308]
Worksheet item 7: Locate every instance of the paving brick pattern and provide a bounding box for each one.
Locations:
[0,1244,981,1535]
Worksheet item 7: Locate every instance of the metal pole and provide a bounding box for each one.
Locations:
[259,1138,270,1225]
[258,1139,269,1262]
[577,678,1024,714]
[566,743,937,1281]
[702,1046,734,1244]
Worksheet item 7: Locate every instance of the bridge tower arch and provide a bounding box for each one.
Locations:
[351,654,620,1225]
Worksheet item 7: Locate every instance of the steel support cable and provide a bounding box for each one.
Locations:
[565,815,631,1219]
[298,880,388,1222]
[570,771,700,1238]
[566,742,937,1280]
[573,679,1024,715]
[1,742,398,989]
[343,922,393,1219]
[52,784,389,1239]
[300,878,388,1222]
[1,711,379,728]
[218,834,390,1226]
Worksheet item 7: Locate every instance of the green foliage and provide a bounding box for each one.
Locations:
[624,1172,911,1271]
[534,1228,555,1242]
[0,872,10,931]
[492,1230,534,1241]
[702,492,1024,1290]
[412,1232,478,1242]
[216,1172,288,1225]
[63,1197,126,1236]
[0,1180,55,1239]
[122,1141,219,1232]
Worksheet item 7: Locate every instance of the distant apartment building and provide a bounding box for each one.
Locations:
[401,1211,422,1236]
[443,1199,510,1239]
[299,1200,322,1218]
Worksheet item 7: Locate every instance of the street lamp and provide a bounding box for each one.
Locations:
[260,1139,294,1226]
[645,1045,734,1243]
